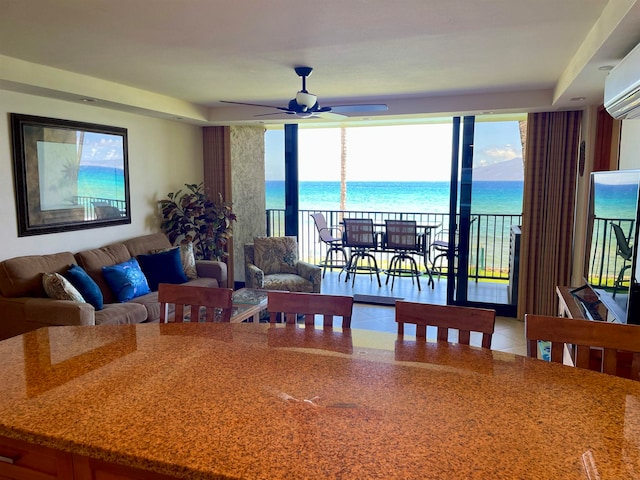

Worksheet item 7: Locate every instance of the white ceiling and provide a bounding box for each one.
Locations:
[1,0,640,125]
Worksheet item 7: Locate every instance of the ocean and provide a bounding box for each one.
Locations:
[266,180,524,214]
[78,165,126,200]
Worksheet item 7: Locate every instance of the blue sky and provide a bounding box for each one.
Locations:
[265,120,524,182]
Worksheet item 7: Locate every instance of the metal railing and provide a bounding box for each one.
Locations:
[73,196,127,220]
[266,209,522,281]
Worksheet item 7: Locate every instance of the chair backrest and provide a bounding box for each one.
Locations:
[268,291,353,329]
[343,218,377,248]
[385,220,419,250]
[525,314,640,380]
[311,213,340,243]
[395,301,495,349]
[611,223,633,260]
[95,205,122,219]
[158,283,234,323]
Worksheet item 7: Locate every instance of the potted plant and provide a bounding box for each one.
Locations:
[158,183,236,261]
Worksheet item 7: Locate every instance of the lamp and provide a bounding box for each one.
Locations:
[295,91,317,111]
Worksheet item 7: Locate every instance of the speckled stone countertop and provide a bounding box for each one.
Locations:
[0,323,639,479]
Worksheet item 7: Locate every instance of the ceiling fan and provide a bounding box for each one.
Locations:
[220,66,388,118]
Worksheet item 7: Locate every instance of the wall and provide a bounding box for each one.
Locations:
[230,126,265,282]
[620,119,640,170]
[0,90,204,261]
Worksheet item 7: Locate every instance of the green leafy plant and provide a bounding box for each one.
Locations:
[158,183,236,261]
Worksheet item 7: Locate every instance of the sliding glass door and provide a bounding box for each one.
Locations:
[448,116,524,317]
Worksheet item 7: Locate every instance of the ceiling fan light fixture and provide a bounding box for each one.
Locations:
[295,91,317,110]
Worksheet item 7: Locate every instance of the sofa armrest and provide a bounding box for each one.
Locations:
[25,298,96,326]
[296,261,322,293]
[0,296,96,331]
[245,263,264,289]
[195,260,228,288]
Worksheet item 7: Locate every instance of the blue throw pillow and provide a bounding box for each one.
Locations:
[102,258,151,303]
[137,248,189,291]
[64,264,104,310]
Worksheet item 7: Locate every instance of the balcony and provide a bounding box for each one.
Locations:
[266,208,523,305]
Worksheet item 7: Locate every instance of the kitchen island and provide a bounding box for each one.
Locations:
[0,322,639,479]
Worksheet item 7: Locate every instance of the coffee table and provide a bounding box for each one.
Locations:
[230,288,269,323]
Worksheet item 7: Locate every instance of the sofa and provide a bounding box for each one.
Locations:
[244,236,321,293]
[0,233,227,340]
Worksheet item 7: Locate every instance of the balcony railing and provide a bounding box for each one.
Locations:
[266,209,522,281]
[73,196,127,220]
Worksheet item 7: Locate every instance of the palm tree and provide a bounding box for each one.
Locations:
[340,127,347,213]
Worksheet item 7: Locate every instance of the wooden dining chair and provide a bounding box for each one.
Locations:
[525,314,640,380]
[158,283,234,323]
[268,291,354,329]
[395,301,496,348]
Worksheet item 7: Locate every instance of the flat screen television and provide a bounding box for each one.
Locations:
[583,170,640,324]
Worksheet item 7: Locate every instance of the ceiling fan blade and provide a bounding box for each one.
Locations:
[327,104,389,113]
[220,100,289,111]
[253,111,296,117]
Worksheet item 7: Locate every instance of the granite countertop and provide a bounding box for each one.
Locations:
[0,322,639,479]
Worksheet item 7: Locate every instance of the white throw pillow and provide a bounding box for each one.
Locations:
[42,272,86,302]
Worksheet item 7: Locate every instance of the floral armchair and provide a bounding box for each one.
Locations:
[244,236,321,293]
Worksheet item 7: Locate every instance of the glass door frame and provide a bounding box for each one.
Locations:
[447,116,517,317]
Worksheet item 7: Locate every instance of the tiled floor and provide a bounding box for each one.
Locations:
[318,269,528,356]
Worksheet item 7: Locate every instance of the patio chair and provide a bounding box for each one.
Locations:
[158,283,234,323]
[611,223,633,297]
[429,216,477,280]
[310,213,348,278]
[395,301,495,349]
[525,314,640,380]
[383,220,432,291]
[342,218,381,288]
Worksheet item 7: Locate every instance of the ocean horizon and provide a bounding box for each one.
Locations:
[266,180,524,214]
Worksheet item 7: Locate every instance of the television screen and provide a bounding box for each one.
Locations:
[585,170,640,323]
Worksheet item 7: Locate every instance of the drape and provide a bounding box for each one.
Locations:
[203,126,234,286]
[517,111,582,319]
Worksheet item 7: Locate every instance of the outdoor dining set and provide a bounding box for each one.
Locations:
[311,213,444,291]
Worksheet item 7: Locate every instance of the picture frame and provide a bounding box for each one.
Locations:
[10,114,131,236]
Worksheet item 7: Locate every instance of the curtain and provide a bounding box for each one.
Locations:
[203,126,234,286]
[517,111,582,319]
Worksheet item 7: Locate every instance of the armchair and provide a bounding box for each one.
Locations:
[244,236,321,293]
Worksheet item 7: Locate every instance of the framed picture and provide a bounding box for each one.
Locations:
[10,114,131,236]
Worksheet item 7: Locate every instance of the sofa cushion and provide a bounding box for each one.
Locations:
[64,265,104,310]
[0,252,77,298]
[253,236,298,275]
[263,273,314,293]
[42,273,85,303]
[75,243,131,304]
[94,302,148,326]
[152,243,197,280]
[137,248,188,291]
[102,258,151,303]
[123,233,171,258]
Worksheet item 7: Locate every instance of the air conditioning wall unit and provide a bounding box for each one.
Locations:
[604,42,640,119]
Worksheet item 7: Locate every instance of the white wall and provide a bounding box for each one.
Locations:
[0,90,204,261]
[619,119,640,169]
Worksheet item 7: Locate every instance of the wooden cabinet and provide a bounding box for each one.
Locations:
[0,436,178,480]
[0,436,73,480]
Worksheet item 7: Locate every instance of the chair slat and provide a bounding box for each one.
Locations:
[268,291,353,329]
[158,284,233,323]
[395,301,495,349]
[525,314,640,381]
